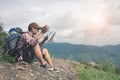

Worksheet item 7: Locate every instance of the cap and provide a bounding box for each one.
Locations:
[28,22,42,31]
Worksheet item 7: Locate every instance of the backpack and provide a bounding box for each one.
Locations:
[3,27,23,57]
[3,27,36,63]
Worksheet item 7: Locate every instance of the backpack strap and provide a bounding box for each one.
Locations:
[3,43,7,56]
[2,40,10,56]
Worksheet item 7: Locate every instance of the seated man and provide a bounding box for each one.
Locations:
[16,22,55,71]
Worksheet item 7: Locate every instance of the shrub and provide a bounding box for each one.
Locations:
[103,60,116,73]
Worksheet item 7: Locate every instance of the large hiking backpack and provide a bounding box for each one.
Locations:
[3,27,23,57]
[3,27,36,63]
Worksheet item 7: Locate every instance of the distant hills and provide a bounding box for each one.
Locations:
[44,42,120,66]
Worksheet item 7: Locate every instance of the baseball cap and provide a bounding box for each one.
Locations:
[28,22,42,31]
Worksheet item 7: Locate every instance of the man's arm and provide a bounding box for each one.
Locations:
[36,32,44,40]
[36,25,49,40]
[39,35,48,46]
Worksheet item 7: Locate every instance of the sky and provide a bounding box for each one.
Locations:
[0,0,120,46]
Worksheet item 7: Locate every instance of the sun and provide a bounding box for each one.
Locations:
[92,15,102,24]
[90,14,106,28]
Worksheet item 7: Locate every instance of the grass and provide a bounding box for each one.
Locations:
[0,49,15,63]
[0,55,15,63]
[75,64,120,80]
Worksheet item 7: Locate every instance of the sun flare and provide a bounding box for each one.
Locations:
[90,14,107,28]
[92,15,102,23]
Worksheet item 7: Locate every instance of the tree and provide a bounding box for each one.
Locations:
[0,23,8,48]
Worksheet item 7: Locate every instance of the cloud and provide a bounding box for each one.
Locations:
[54,0,120,45]
[0,0,120,45]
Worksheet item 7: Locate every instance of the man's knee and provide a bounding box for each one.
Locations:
[43,48,48,52]
[42,48,49,55]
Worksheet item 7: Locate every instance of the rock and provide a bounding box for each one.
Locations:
[0,64,4,69]
[0,58,80,80]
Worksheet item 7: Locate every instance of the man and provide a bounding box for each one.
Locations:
[16,22,55,71]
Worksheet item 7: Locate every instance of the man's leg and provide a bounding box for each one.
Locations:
[42,48,54,68]
[34,43,46,65]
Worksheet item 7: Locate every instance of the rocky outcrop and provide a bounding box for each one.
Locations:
[0,58,80,80]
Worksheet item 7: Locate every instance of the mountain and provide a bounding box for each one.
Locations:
[44,42,120,66]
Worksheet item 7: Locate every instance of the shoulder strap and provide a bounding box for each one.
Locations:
[3,43,7,56]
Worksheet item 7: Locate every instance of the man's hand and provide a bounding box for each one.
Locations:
[44,35,48,41]
[18,56,23,62]
[42,25,49,33]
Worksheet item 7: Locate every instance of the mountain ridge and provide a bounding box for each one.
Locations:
[44,42,120,67]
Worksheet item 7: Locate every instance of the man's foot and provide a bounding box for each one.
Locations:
[40,63,49,69]
[47,67,59,72]
[40,63,59,72]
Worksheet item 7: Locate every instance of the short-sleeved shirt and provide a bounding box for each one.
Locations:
[16,32,39,56]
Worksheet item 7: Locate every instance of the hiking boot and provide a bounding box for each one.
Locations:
[40,63,59,72]
[40,63,49,69]
[47,67,54,71]
[47,67,60,72]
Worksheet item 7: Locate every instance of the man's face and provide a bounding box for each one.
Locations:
[31,27,38,35]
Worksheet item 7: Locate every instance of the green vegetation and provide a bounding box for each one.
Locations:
[0,23,15,63]
[80,67,120,80]
[0,23,8,47]
[75,61,120,80]
[0,55,15,63]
